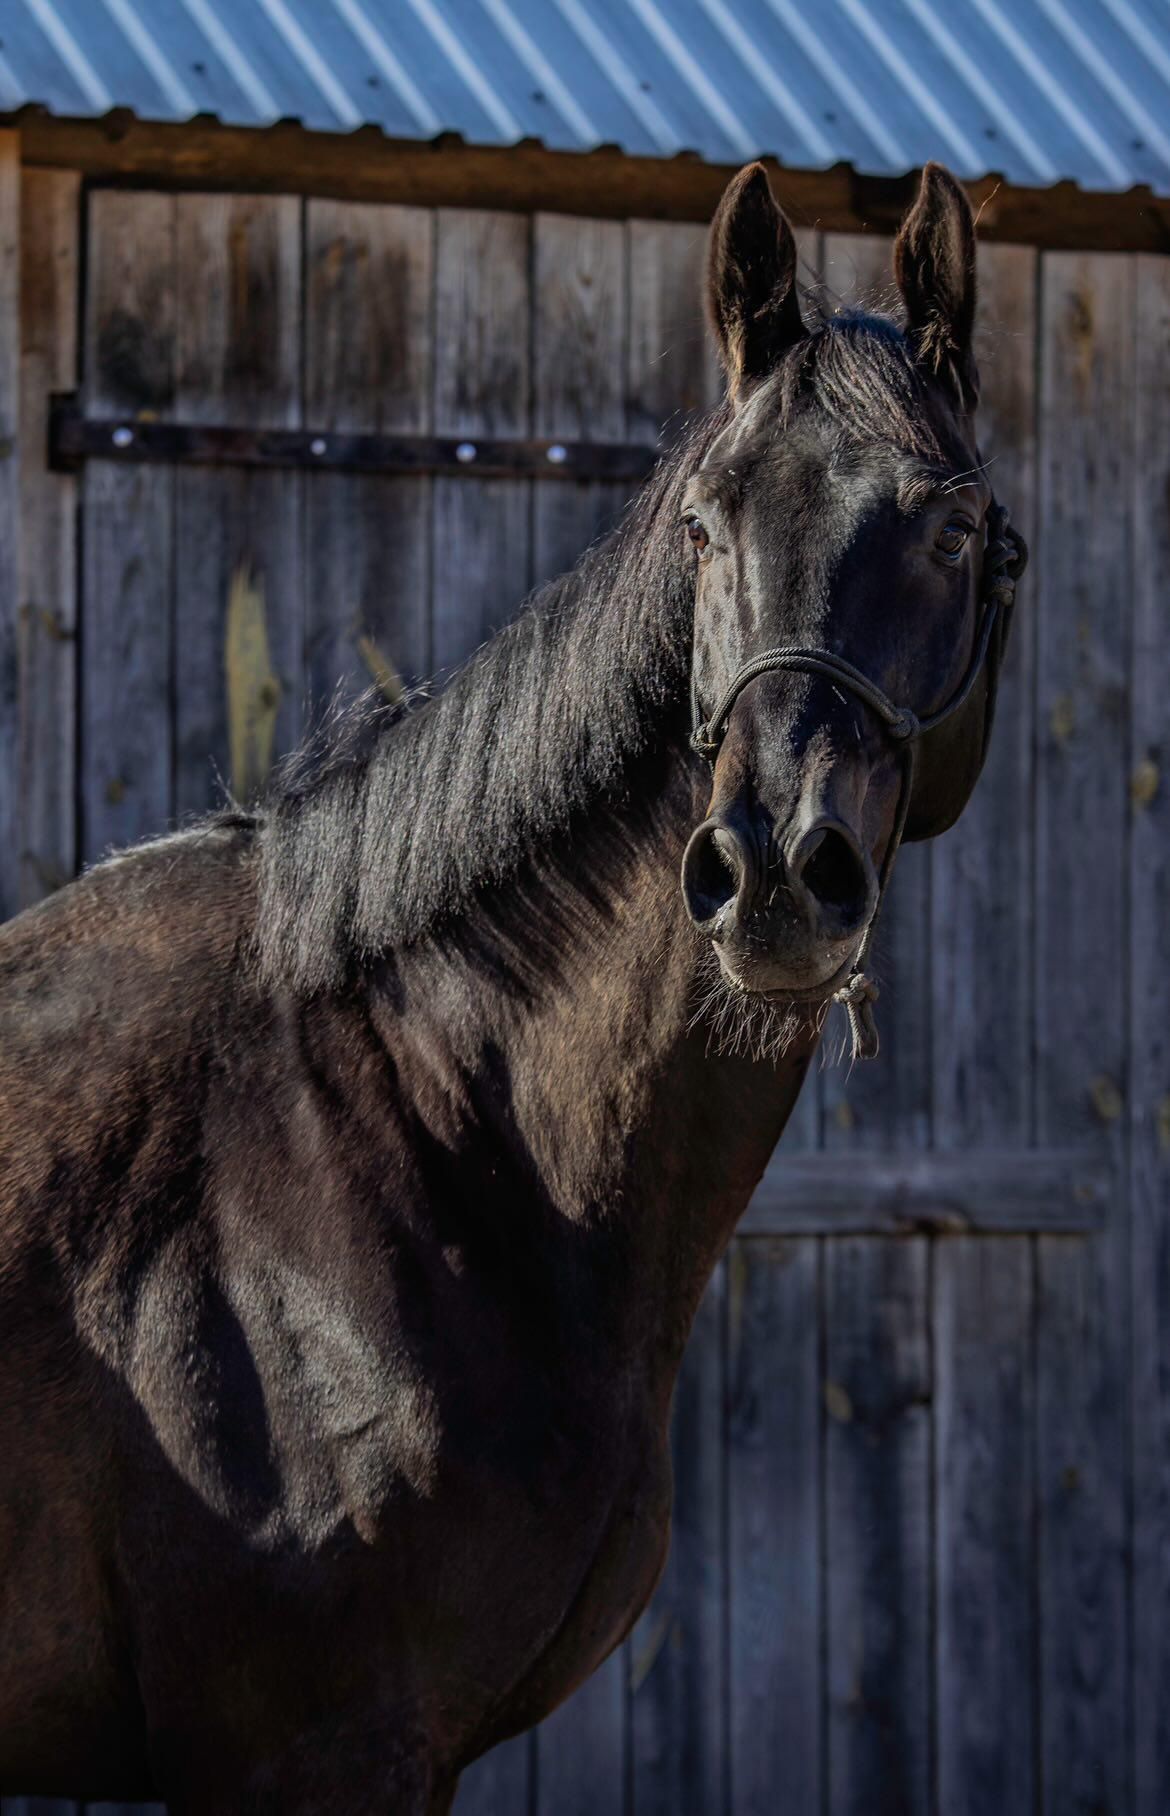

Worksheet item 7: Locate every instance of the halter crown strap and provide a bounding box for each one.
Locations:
[691,500,1027,1061]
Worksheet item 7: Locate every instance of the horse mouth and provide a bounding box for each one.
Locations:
[718,943,863,1009]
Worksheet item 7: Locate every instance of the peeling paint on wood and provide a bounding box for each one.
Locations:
[225,563,279,802]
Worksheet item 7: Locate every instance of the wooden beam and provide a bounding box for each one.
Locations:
[10,110,1170,252]
[50,396,655,484]
[741,1148,1112,1235]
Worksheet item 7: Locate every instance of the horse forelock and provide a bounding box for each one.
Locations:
[794,308,957,463]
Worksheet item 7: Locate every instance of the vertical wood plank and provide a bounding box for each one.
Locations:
[18,167,79,905]
[626,219,722,452]
[727,1238,821,1816]
[825,1237,931,1816]
[1130,252,1170,1816]
[629,1267,725,1816]
[531,210,628,1816]
[932,243,1038,1149]
[432,209,530,674]
[931,242,1038,1816]
[81,190,176,864]
[934,1238,1035,1816]
[173,192,302,815]
[304,200,432,711]
[1034,250,1132,1816]
[533,215,628,589]
[623,217,727,1816]
[0,130,19,921]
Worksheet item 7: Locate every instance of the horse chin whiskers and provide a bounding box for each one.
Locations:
[689,940,862,1069]
[689,945,808,1065]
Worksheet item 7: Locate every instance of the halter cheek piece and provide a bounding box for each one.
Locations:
[690,500,1028,1062]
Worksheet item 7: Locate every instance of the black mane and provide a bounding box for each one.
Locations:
[252,309,943,993]
[252,409,727,991]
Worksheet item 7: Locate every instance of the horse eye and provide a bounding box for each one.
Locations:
[686,518,709,552]
[936,521,971,558]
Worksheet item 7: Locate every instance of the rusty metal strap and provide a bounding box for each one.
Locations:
[48,394,658,483]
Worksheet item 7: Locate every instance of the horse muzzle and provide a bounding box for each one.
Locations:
[681,806,877,1001]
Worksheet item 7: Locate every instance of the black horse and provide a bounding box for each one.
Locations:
[0,162,1023,1812]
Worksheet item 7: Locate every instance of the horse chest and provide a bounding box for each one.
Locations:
[467,1416,674,1744]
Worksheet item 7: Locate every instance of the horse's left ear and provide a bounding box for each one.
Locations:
[894,162,979,411]
[706,162,807,402]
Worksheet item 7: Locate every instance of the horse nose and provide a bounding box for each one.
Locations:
[681,817,753,933]
[787,820,875,937]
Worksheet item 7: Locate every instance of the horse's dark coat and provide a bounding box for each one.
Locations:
[0,164,1007,1812]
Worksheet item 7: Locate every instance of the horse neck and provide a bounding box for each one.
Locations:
[264,404,813,1351]
[388,755,816,1362]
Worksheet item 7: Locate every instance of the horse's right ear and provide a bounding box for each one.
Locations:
[706,162,807,402]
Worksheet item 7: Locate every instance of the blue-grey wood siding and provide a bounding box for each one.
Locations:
[1,176,1163,1816]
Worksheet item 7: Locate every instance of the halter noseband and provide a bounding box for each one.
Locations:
[690,500,1028,1061]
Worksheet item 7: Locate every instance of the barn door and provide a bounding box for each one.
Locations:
[4,178,1164,1816]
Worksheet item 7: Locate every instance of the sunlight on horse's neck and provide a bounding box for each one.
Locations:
[395,758,814,1318]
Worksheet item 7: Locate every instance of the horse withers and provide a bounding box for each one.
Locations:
[0,163,1023,1811]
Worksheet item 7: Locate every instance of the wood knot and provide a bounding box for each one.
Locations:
[1090,1075,1123,1123]
[1130,757,1160,810]
[824,1381,853,1424]
[1049,694,1075,744]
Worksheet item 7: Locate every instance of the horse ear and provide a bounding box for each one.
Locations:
[706,162,807,401]
[894,162,979,410]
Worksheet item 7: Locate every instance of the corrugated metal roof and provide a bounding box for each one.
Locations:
[1,0,1168,194]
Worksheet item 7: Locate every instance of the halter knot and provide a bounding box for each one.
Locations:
[832,970,881,1062]
[888,707,919,742]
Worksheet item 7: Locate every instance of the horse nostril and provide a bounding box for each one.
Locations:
[682,820,744,931]
[793,825,870,929]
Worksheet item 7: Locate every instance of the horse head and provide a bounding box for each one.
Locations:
[681,161,1024,1038]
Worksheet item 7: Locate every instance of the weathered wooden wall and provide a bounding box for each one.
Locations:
[1,165,1167,1816]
